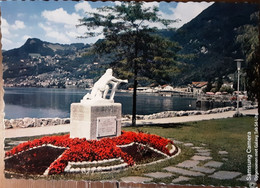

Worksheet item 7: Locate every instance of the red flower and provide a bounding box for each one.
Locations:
[5,131,175,174]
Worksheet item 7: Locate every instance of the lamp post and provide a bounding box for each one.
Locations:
[234,59,243,116]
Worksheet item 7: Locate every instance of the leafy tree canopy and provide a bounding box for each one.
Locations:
[77,2,182,85]
[236,11,259,102]
[77,2,184,126]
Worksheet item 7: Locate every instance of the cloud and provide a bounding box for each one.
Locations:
[30,14,39,20]
[39,2,107,45]
[160,2,214,28]
[11,20,26,30]
[1,18,11,37]
[1,18,27,49]
[22,35,32,41]
[42,8,81,26]
[1,37,22,51]
[114,1,122,6]
[2,37,13,46]
[38,23,53,32]
[1,18,25,37]
[1,1,213,50]
[142,2,160,10]
[46,31,71,43]
[39,22,71,43]
[75,1,93,13]
[74,2,214,42]
[66,31,78,38]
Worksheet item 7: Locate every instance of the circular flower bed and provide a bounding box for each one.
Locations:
[5,131,178,176]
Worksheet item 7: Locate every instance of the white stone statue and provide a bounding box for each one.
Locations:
[82,69,128,102]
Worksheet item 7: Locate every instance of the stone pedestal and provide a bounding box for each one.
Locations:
[70,101,121,140]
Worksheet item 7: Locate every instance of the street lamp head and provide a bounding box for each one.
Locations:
[237,61,241,71]
[234,59,243,71]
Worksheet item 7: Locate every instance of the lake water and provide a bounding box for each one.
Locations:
[4,87,197,119]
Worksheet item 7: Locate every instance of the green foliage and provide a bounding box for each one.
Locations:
[78,2,184,125]
[78,2,181,85]
[5,117,253,186]
[203,81,213,93]
[236,12,259,63]
[210,88,217,93]
[2,38,97,81]
[111,34,182,85]
[216,76,223,91]
[236,11,260,102]
[219,86,234,94]
[171,3,259,85]
[124,117,254,186]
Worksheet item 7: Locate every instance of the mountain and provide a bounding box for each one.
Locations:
[4,38,88,60]
[2,38,99,88]
[171,2,259,85]
[2,3,259,88]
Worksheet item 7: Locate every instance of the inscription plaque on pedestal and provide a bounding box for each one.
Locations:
[96,116,117,138]
[70,103,121,140]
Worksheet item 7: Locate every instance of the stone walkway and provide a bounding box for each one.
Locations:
[120,140,252,186]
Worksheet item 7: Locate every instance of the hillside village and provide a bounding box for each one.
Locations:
[4,52,94,88]
[3,42,96,88]
[2,42,241,98]
[2,3,257,100]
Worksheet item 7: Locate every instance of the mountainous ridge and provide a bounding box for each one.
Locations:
[4,38,89,58]
[2,38,97,88]
[172,2,259,84]
[2,2,259,88]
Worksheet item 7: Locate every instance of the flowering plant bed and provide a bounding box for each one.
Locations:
[5,146,66,175]
[5,131,178,176]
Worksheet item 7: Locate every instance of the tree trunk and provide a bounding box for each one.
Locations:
[132,33,139,126]
[132,78,137,126]
[257,93,260,185]
[256,41,260,185]
[257,44,260,185]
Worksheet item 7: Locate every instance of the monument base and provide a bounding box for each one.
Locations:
[70,102,121,140]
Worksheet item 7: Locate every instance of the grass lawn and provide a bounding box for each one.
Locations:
[123,116,255,186]
[4,117,255,186]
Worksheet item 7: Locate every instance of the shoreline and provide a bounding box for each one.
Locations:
[4,105,257,129]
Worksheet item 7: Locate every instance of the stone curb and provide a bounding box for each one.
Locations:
[122,106,236,121]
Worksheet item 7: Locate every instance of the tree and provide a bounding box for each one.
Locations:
[219,86,234,94]
[203,81,213,93]
[236,11,259,139]
[216,76,223,92]
[78,2,182,126]
[236,12,259,98]
[236,11,259,106]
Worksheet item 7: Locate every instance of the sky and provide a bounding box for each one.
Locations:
[0,1,214,51]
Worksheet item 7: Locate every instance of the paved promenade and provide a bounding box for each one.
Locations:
[123,108,258,126]
[4,108,258,138]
